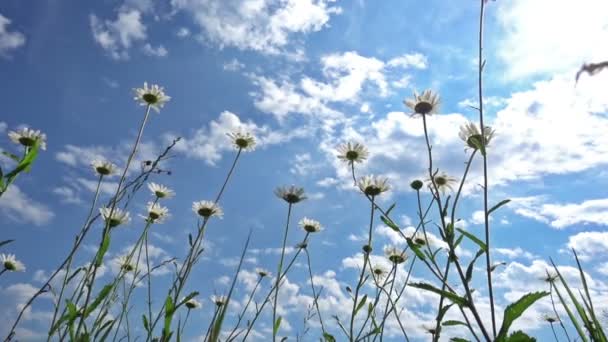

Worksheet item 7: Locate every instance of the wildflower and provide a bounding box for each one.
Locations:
[92,160,118,177]
[192,201,223,219]
[542,314,558,324]
[147,182,175,199]
[8,127,47,150]
[296,241,308,249]
[227,131,256,152]
[384,246,407,264]
[100,207,131,228]
[371,264,388,281]
[274,186,307,204]
[299,217,322,233]
[211,295,227,307]
[404,89,440,115]
[116,255,135,273]
[422,323,437,335]
[143,202,169,223]
[458,121,495,151]
[410,179,424,191]
[133,82,171,112]
[337,142,369,164]
[358,175,390,197]
[184,298,202,310]
[1,254,25,272]
[429,172,457,194]
[542,272,558,284]
[256,267,270,278]
[362,245,373,254]
[412,233,427,246]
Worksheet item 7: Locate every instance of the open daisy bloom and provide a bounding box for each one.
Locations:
[274,185,307,204]
[192,200,223,219]
[255,267,270,278]
[8,127,47,150]
[1,253,25,272]
[337,142,369,164]
[428,172,457,194]
[184,298,202,310]
[144,202,169,223]
[147,182,175,199]
[133,82,171,112]
[91,160,118,177]
[371,264,388,282]
[299,217,322,233]
[100,207,131,228]
[358,175,390,197]
[412,233,427,246]
[211,295,227,307]
[458,121,495,153]
[404,89,440,115]
[384,246,407,264]
[227,131,256,152]
[117,255,135,273]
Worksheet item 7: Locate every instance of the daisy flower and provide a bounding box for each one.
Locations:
[227,131,256,152]
[8,127,47,150]
[99,207,131,228]
[184,297,202,310]
[274,186,307,204]
[299,217,322,233]
[211,295,227,307]
[0,254,25,272]
[384,246,407,264]
[358,175,390,197]
[404,89,440,115]
[116,255,135,273]
[91,160,118,177]
[192,201,223,219]
[337,142,369,164]
[255,267,270,278]
[147,182,175,199]
[428,172,457,194]
[458,121,495,151]
[371,264,388,282]
[143,202,169,223]
[133,82,171,112]
[412,233,427,246]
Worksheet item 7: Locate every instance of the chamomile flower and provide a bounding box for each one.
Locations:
[422,323,437,335]
[133,82,171,112]
[184,297,202,310]
[412,233,427,246]
[99,207,131,228]
[404,89,440,115]
[143,202,169,223]
[337,142,369,164]
[192,201,223,219]
[147,182,175,199]
[256,267,270,278]
[116,255,135,273]
[429,172,457,194]
[542,314,558,324]
[299,217,322,233]
[458,121,495,150]
[274,186,307,204]
[371,264,388,282]
[384,246,407,264]
[211,295,227,307]
[91,160,118,177]
[358,175,390,197]
[0,254,25,272]
[8,127,47,150]
[227,131,256,152]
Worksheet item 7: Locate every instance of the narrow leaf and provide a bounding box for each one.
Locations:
[456,228,487,252]
[408,282,467,306]
[406,238,426,260]
[496,291,549,341]
[488,199,511,216]
[380,215,399,232]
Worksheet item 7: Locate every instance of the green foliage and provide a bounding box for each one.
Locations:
[496,291,549,341]
[408,282,467,306]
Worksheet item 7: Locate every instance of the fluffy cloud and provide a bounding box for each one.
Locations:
[0,185,54,226]
[142,43,168,57]
[511,196,608,229]
[170,0,341,54]
[0,14,26,57]
[90,9,147,60]
[567,231,608,261]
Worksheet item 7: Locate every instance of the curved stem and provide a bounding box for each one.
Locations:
[304,249,325,333]
[272,202,293,342]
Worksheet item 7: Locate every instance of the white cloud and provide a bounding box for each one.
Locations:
[142,43,168,57]
[567,231,608,261]
[493,247,537,260]
[176,27,191,38]
[512,196,608,229]
[0,185,54,226]
[387,53,427,69]
[496,0,608,78]
[90,9,147,60]
[171,0,341,54]
[52,186,83,204]
[0,14,26,57]
[223,58,245,71]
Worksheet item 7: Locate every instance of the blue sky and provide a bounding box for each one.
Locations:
[1,0,608,340]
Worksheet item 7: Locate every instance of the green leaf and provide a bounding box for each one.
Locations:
[408,282,467,306]
[273,316,282,336]
[496,291,549,341]
[456,228,487,252]
[442,320,467,327]
[0,239,15,249]
[142,315,149,332]
[5,142,39,178]
[466,249,485,283]
[354,295,368,316]
[323,332,336,342]
[83,284,113,318]
[450,338,471,342]
[572,250,608,342]
[385,203,396,216]
[406,238,426,260]
[177,291,200,308]
[163,295,175,338]
[1,151,19,162]
[488,199,511,216]
[95,234,111,267]
[504,331,536,342]
[380,215,399,232]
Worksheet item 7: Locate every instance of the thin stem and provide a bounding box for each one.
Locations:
[304,249,325,333]
[145,230,153,332]
[226,278,263,341]
[379,264,397,342]
[477,0,496,337]
[273,202,293,342]
[550,284,571,342]
[551,323,560,342]
[0,269,7,277]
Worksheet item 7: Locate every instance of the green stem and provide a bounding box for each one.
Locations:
[305,248,325,333]
[272,202,293,342]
